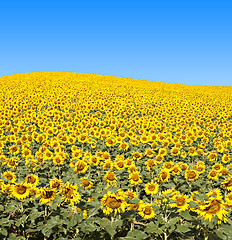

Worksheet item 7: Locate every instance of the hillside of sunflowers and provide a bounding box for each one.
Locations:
[1,72,232,240]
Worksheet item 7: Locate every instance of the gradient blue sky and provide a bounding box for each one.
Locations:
[0,1,231,86]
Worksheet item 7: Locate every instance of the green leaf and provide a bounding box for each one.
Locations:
[122,229,148,240]
[79,219,98,233]
[0,217,11,226]
[87,207,100,218]
[167,217,181,226]
[175,224,191,233]
[220,224,232,236]
[29,208,43,220]
[47,215,63,228]
[99,218,116,237]
[179,211,193,221]
[0,227,8,236]
[145,221,157,233]
[213,230,227,240]
[42,226,53,238]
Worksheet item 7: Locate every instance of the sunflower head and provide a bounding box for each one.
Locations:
[12,183,30,200]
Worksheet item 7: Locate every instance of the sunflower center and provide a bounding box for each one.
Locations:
[107,173,115,181]
[214,165,220,170]
[172,149,178,154]
[176,197,186,206]
[165,163,172,169]
[173,167,179,173]
[27,176,36,183]
[225,179,232,187]
[187,171,197,179]
[76,162,85,171]
[52,182,61,188]
[45,190,54,199]
[65,187,74,199]
[117,162,124,168]
[210,171,217,177]
[17,186,27,194]
[130,203,139,210]
[82,179,90,187]
[148,185,156,191]
[206,200,221,213]
[132,174,139,181]
[6,175,13,180]
[106,197,121,209]
[55,158,61,163]
[144,206,152,215]
[161,172,168,180]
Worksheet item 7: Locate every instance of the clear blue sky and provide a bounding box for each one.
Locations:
[0,1,231,86]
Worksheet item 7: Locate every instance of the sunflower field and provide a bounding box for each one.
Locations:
[0,72,232,240]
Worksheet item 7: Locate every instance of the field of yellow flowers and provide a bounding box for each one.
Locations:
[0,72,232,240]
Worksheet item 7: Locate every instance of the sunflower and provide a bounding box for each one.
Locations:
[72,149,82,159]
[193,162,205,174]
[207,170,219,180]
[222,154,231,164]
[171,147,180,156]
[124,190,138,199]
[7,158,19,169]
[132,152,143,161]
[158,148,167,156]
[155,154,164,164]
[181,152,187,159]
[195,199,228,223]
[221,177,232,190]
[140,135,149,144]
[169,194,191,212]
[212,163,223,172]
[80,178,93,189]
[145,159,156,171]
[39,188,57,204]
[12,183,30,200]
[78,134,87,143]
[128,202,142,211]
[29,186,40,200]
[162,161,174,172]
[101,191,127,215]
[185,170,199,181]
[43,150,53,160]
[225,192,232,205]
[74,160,89,174]
[114,160,126,171]
[208,152,217,162]
[53,155,65,165]
[103,171,117,186]
[90,156,100,166]
[0,179,5,193]
[145,181,159,195]
[145,148,155,157]
[138,202,156,219]
[105,137,116,147]
[158,170,170,183]
[129,172,142,185]
[171,166,182,175]
[24,174,39,186]
[206,189,223,200]
[128,164,138,173]
[102,160,113,170]
[60,182,81,205]
[49,178,63,189]
[119,142,129,151]
[3,171,16,182]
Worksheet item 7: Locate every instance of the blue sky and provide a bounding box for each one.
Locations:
[0,1,231,86]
